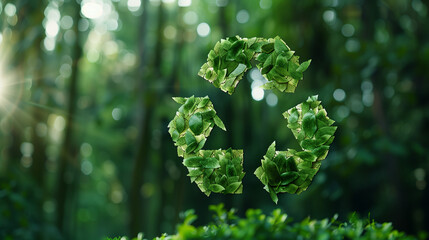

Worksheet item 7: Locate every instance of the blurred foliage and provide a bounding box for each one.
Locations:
[0,0,428,239]
[106,204,422,240]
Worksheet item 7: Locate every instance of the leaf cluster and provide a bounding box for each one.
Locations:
[254,95,337,203]
[198,36,311,94]
[107,204,416,240]
[184,149,244,196]
[167,97,244,196]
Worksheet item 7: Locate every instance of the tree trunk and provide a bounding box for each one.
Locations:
[129,0,150,236]
[361,0,406,230]
[55,3,83,238]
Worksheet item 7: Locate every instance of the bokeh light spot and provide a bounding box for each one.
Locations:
[112,107,122,121]
[4,3,16,17]
[60,15,74,29]
[183,11,198,25]
[333,88,346,102]
[81,1,103,19]
[178,0,191,7]
[128,0,141,12]
[341,24,355,37]
[252,88,264,101]
[236,10,250,24]
[323,10,335,23]
[266,93,278,107]
[259,0,272,9]
[197,22,210,37]
[80,143,93,157]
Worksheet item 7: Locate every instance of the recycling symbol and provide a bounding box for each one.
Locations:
[168,36,336,203]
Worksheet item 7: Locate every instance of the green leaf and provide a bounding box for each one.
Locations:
[225,182,241,193]
[198,97,210,108]
[209,184,225,193]
[229,39,245,56]
[280,172,299,185]
[266,142,276,159]
[268,185,278,204]
[201,110,216,119]
[275,55,288,68]
[302,111,317,138]
[256,52,269,63]
[261,42,274,53]
[187,169,203,177]
[287,109,299,123]
[189,113,203,135]
[185,131,196,146]
[171,130,180,142]
[296,151,317,162]
[172,97,186,104]
[285,157,298,172]
[213,115,226,131]
[176,116,185,133]
[185,142,198,154]
[261,65,273,75]
[254,166,264,179]
[312,145,330,158]
[230,63,246,77]
[315,126,337,139]
[274,38,288,52]
[300,139,318,151]
[282,183,298,194]
[264,161,281,186]
[201,157,220,169]
[183,156,203,167]
[183,96,196,114]
[226,164,236,177]
[296,59,311,73]
[195,138,206,151]
[273,154,287,167]
[219,175,228,186]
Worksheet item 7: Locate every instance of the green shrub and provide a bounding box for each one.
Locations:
[106,204,417,240]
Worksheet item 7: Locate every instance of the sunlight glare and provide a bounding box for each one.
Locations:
[251,88,264,101]
[178,0,191,7]
[128,0,141,12]
[45,20,60,37]
[0,41,24,121]
[81,1,103,19]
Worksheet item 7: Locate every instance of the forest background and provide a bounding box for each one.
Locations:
[0,0,428,239]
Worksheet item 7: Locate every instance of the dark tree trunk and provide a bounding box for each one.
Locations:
[55,2,83,238]
[129,0,151,236]
[361,0,406,231]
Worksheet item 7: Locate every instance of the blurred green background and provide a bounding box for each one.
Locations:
[0,0,428,239]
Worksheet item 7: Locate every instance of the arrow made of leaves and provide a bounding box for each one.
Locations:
[254,96,337,203]
[168,96,245,196]
[198,36,311,94]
